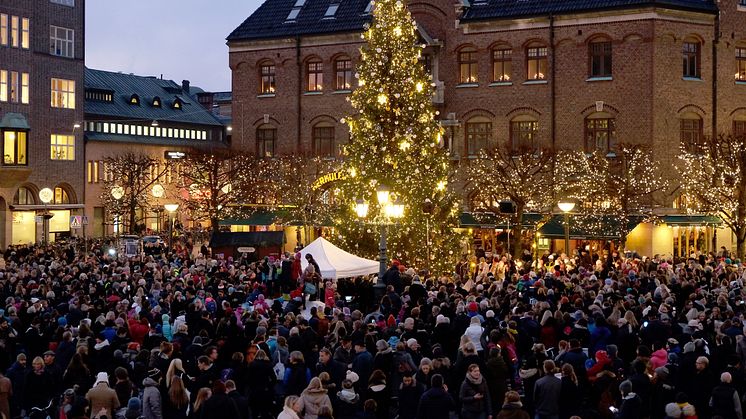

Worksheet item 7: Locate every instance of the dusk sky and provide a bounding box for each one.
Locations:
[86,0,262,92]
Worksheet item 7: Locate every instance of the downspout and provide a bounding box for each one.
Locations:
[712,9,719,140]
[550,14,556,151]
[296,35,303,154]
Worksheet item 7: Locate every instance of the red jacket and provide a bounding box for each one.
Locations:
[128,318,149,344]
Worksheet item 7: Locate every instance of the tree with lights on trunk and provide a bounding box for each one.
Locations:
[678,133,746,258]
[100,152,172,234]
[336,0,463,273]
[576,144,668,252]
[176,148,256,233]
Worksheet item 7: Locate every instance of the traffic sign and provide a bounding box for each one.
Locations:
[70,215,82,229]
[82,215,89,225]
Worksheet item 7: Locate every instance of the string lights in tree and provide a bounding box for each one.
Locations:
[336,0,463,273]
[678,133,746,258]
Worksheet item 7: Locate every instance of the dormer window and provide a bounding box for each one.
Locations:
[129,94,140,105]
[286,0,305,21]
[172,98,182,109]
[324,2,339,18]
[152,96,161,107]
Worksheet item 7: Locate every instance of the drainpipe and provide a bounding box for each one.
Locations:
[296,35,303,154]
[550,14,556,151]
[712,9,719,140]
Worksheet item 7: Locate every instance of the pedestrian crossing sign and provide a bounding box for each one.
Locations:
[70,215,82,229]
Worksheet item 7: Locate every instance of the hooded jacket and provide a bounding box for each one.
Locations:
[142,378,162,419]
[297,380,333,419]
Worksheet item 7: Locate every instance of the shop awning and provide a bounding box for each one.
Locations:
[661,215,722,226]
[459,212,544,228]
[538,214,643,239]
[0,113,30,129]
[219,210,288,226]
[209,231,285,248]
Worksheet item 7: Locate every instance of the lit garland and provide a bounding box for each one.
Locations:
[678,133,746,257]
[335,0,464,274]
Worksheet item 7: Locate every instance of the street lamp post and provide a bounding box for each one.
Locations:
[164,204,179,250]
[355,185,405,299]
[38,188,53,245]
[558,200,576,257]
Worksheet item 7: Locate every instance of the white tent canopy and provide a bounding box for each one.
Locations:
[300,237,379,280]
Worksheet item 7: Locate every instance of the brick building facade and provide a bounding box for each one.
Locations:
[227,0,746,256]
[0,0,85,247]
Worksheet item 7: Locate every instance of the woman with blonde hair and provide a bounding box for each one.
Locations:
[191,388,211,419]
[296,377,333,419]
[166,358,186,387]
[164,375,190,419]
[278,395,301,419]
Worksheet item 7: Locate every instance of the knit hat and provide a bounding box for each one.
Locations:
[665,403,682,418]
[468,302,478,312]
[346,370,360,383]
[95,372,109,384]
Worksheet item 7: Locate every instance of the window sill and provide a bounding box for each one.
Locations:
[736,80,746,85]
[522,80,548,85]
[303,91,324,96]
[257,93,276,98]
[586,76,613,82]
[333,90,352,94]
[466,154,479,159]
[456,83,479,88]
[489,81,513,87]
[738,4,746,12]
[682,77,703,82]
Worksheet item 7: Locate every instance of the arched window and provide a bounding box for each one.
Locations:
[129,94,140,105]
[464,116,492,156]
[458,47,478,84]
[491,46,512,82]
[334,57,352,91]
[680,112,703,151]
[734,114,746,138]
[256,124,276,157]
[526,42,548,80]
[152,96,161,107]
[172,97,182,110]
[306,58,323,92]
[509,115,538,149]
[313,123,335,157]
[13,186,35,205]
[585,112,616,153]
[259,61,276,94]
[53,186,70,204]
[589,39,612,77]
[683,37,701,78]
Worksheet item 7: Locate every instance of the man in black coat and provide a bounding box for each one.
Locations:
[382,262,402,294]
[226,379,252,419]
[416,374,455,419]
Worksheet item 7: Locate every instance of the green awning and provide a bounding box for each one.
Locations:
[661,215,722,226]
[538,215,643,239]
[459,212,545,228]
[0,113,30,129]
[220,211,287,226]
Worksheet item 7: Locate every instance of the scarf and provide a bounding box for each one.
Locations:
[466,373,483,385]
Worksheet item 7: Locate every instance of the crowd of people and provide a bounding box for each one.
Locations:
[1,237,745,419]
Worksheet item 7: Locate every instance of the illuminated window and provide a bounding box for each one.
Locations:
[335,59,352,90]
[313,125,335,157]
[51,78,75,109]
[736,48,746,81]
[458,48,478,84]
[260,64,275,94]
[527,45,548,80]
[491,48,512,82]
[465,119,492,155]
[87,160,100,183]
[14,187,35,205]
[21,73,28,104]
[0,70,7,102]
[680,116,703,151]
[21,18,29,49]
[257,126,276,157]
[0,14,7,46]
[585,116,616,153]
[53,186,70,204]
[10,16,18,48]
[589,41,612,77]
[50,134,75,160]
[3,130,27,165]
[307,60,323,92]
[152,96,161,107]
[130,94,140,105]
[683,41,700,78]
[173,98,182,109]
[510,118,538,149]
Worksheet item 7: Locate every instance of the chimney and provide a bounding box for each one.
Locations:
[182,80,190,93]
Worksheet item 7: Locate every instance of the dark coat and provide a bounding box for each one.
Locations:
[416,387,455,419]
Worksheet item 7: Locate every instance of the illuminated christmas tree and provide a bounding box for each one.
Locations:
[336,0,463,274]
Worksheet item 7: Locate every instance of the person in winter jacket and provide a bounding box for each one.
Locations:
[416,374,455,419]
[202,381,242,419]
[162,314,173,342]
[399,372,425,419]
[615,380,642,419]
[142,376,162,419]
[296,377,333,419]
[86,372,120,418]
[709,372,743,419]
[459,364,492,419]
[279,395,302,419]
[495,391,529,419]
[335,378,360,419]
